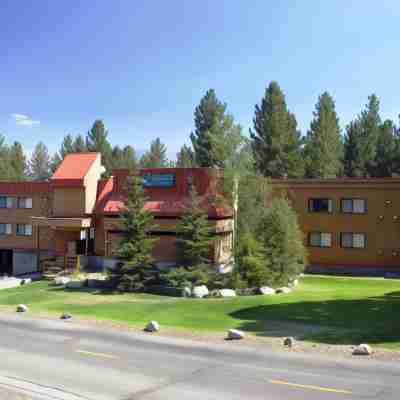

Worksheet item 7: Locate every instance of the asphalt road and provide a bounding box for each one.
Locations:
[0,313,399,399]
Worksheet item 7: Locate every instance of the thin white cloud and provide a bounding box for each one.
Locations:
[11,113,40,126]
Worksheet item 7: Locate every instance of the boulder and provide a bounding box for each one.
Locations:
[16,304,28,313]
[60,312,72,320]
[352,344,372,356]
[66,280,85,289]
[145,320,160,332]
[289,279,299,288]
[20,278,32,285]
[258,286,275,295]
[218,289,237,297]
[276,287,291,294]
[227,329,245,340]
[192,285,209,298]
[284,337,295,348]
[54,276,71,286]
[182,287,192,298]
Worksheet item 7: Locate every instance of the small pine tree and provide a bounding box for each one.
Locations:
[108,173,156,292]
[176,144,196,167]
[374,120,396,177]
[9,141,28,181]
[255,198,306,287]
[176,188,214,267]
[73,134,87,152]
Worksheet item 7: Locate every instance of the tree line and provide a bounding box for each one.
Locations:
[2,80,399,181]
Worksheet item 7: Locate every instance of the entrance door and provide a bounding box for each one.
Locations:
[0,249,13,276]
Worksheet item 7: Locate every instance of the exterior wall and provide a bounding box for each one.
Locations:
[0,192,50,251]
[53,187,86,217]
[83,155,103,214]
[54,229,81,254]
[272,180,400,269]
[13,250,37,275]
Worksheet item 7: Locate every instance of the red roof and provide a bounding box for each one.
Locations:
[51,153,99,183]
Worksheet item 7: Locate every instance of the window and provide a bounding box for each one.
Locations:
[0,223,12,235]
[341,199,366,214]
[340,233,366,249]
[16,224,32,236]
[143,173,176,188]
[17,197,32,209]
[309,232,332,248]
[0,196,13,209]
[308,198,332,213]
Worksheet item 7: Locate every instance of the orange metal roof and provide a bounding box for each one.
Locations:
[51,153,99,181]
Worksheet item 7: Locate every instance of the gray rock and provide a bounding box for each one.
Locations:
[276,287,292,294]
[16,304,28,313]
[227,329,245,340]
[218,289,236,297]
[258,286,275,295]
[289,279,299,288]
[352,344,372,355]
[182,287,192,298]
[60,312,72,320]
[66,280,85,289]
[20,278,32,285]
[145,320,159,332]
[54,276,71,286]
[284,337,295,347]
[192,285,209,298]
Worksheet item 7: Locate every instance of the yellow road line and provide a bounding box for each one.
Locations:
[269,379,352,394]
[76,350,119,360]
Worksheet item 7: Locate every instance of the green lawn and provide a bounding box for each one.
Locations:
[0,276,399,349]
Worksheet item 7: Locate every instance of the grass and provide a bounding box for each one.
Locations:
[0,276,399,349]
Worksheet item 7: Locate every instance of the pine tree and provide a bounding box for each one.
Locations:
[176,144,196,167]
[73,134,87,152]
[303,92,343,178]
[250,81,304,178]
[9,142,28,181]
[374,119,396,177]
[255,198,306,287]
[86,120,113,174]
[344,94,381,177]
[0,134,10,180]
[190,89,242,168]
[140,138,168,168]
[108,174,156,292]
[112,145,138,170]
[60,134,74,158]
[176,188,214,267]
[29,142,51,181]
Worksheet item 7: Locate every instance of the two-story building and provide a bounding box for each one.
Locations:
[0,153,234,276]
[272,178,400,274]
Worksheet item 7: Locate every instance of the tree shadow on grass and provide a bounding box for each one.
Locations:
[230,294,399,346]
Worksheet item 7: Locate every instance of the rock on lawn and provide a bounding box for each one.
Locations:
[218,289,236,297]
[258,286,275,295]
[227,329,245,340]
[192,285,209,298]
[145,321,160,332]
[16,304,28,313]
[353,344,372,356]
[276,287,292,294]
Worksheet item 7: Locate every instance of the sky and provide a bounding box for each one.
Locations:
[1,0,400,158]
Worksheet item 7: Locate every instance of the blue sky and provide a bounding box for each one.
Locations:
[1,0,400,158]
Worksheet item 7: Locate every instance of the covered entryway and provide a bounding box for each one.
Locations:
[0,249,13,276]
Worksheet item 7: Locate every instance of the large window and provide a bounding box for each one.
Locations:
[0,223,12,235]
[340,233,366,249]
[308,198,332,213]
[16,224,32,236]
[0,196,13,209]
[309,232,332,248]
[17,197,33,209]
[341,198,366,214]
[143,173,176,188]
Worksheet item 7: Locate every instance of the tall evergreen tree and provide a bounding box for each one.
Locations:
[29,142,51,181]
[176,144,196,167]
[60,134,74,158]
[140,137,168,168]
[86,120,113,174]
[9,142,27,181]
[112,145,138,170]
[374,119,396,177]
[108,174,156,292]
[176,188,214,267]
[250,81,304,178]
[303,92,343,178]
[344,94,381,177]
[190,89,242,168]
[0,134,10,180]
